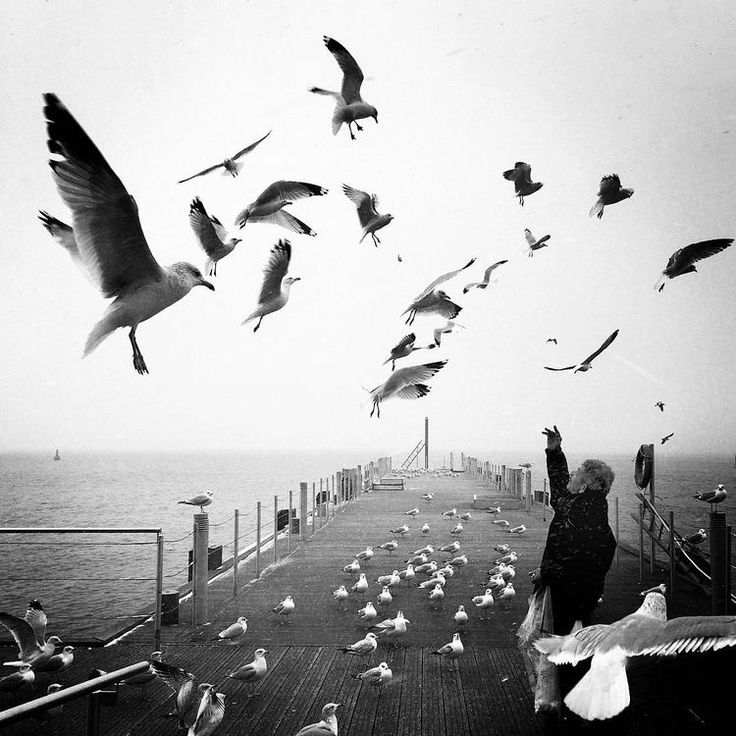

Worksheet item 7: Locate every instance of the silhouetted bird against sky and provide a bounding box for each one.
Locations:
[369,361,448,418]
[383,334,430,371]
[544,329,619,373]
[402,291,462,326]
[177,131,271,183]
[546,338,558,344]
[660,432,674,445]
[524,228,551,256]
[189,197,241,277]
[502,162,542,205]
[235,181,327,235]
[342,184,393,245]
[589,174,634,219]
[654,401,665,412]
[653,238,733,292]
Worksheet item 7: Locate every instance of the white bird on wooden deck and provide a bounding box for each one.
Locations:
[442,508,457,518]
[357,602,378,625]
[390,524,410,535]
[458,512,472,521]
[421,493,434,503]
[497,583,516,604]
[0,598,62,668]
[405,507,420,517]
[355,546,374,562]
[41,95,216,375]
[295,702,341,736]
[434,632,464,670]
[373,612,410,645]
[487,507,502,515]
[234,180,327,235]
[508,524,526,535]
[421,523,431,536]
[227,648,268,695]
[351,573,369,597]
[0,664,34,699]
[150,659,199,729]
[494,543,510,554]
[398,564,415,584]
[472,590,495,618]
[492,519,510,527]
[368,360,448,418]
[177,492,214,514]
[177,131,271,183]
[188,197,241,277]
[342,559,361,575]
[500,565,516,581]
[375,570,401,588]
[242,240,301,332]
[311,36,378,140]
[440,541,460,554]
[487,575,506,591]
[447,554,468,568]
[341,633,377,657]
[693,484,727,510]
[352,661,392,688]
[428,584,445,607]
[333,586,349,605]
[342,184,393,245]
[378,540,399,554]
[272,595,295,623]
[377,586,393,606]
[494,552,518,565]
[413,544,434,557]
[454,605,469,628]
[534,584,736,721]
[179,684,223,735]
[414,561,438,576]
[418,573,446,590]
[406,553,428,566]
[463,260,509,293]
[449,523,463,536]
[34,645,75,674]
[212,617,247,642]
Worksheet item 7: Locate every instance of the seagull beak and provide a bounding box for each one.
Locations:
[372,114,378,124]
[200,278,215,291]
[293,277,301,282]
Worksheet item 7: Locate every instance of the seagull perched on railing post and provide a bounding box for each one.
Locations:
[693,484,727,511]
[41,94,215,375]
[177,491,213,513]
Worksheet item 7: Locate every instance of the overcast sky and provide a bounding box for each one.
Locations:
[1,0,735,456]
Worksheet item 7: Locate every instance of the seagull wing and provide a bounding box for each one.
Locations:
[192,688,225,734]
[251,209,316,236]
[581,329,619,365]
[598,174,621,197]
[177,162,224,184]
[387,333,416,359]
[24,601,47,646]
[543,365,577,371]
[231,663,257,680]
[231,131,272,160]
[435,297,462,321]
[634,615,736,655]
[44,94,164,298]
[150,659,196,692]
[485,260,508,279]
[295,722,335,736]
[208,215,228,242]
[384,361,448,394]
[516,162,532,184]
[258,240,291,304]
[0,613,42,660]
[414,259,477,302]
[38,211,81,262]
[524,229,536,247]
[667,239,734,272]
[535,624,616,665]
[189,198,225,257]
[324,36,364,103]
[254,180,328,207]
[342,184,377,227]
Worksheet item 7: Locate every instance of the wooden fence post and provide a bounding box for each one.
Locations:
[256,501,262,577]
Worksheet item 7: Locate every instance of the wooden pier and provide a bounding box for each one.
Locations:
[1,471,734,735]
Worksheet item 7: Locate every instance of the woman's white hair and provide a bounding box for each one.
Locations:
[580,459,615,496]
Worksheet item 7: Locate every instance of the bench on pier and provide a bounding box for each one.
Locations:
[371,476,405,491]
[473,494,523,510]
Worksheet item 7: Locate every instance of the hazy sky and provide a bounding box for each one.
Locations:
[1,0,735,456]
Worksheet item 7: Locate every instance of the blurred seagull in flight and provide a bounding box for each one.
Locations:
[544,329,619,373]
[693,484,727,510]
[311,36,377,140]
[546,338,558,344]
[524,228,551,257]
[589,174,634,219]
[234,181,327,235]
[189,198,241,277]
[368,360,448,418]
[660,432,674,445]
[463,260,508,293]
[178,491,213,513]
[295,703,341,736]
[432,320,465,348]
[654,401,665,412]
[502,161,543,205]
[653,238,733,292]
[413,258,477,304]
[402,291,462,326]
[243,240,300,332]
[383,334,430,371]
[534,584,736,721]
[342,184,393,245]
[42,94,214,375]
[177,131,271,183]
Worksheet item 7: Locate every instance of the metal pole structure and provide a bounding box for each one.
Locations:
[424,416,429,469]
[727,525,733,608]
[638,502,645,583]
[710,511,727,615]
[300,482,308,540]
[86,691,102,736]
[288,491,293,552]
[273,495,278,564]
[319,478,324,526]
[154,531,164,651]
[648,444,656,575]
[542,478,547,522]
[256,502,262,577]
[525,471,532,512]
[501,464,507,495]
[233,509,239,597]
[668,510,676,609]
[614,496,620,566]
[312,482,317,533]
[192,513,209,626]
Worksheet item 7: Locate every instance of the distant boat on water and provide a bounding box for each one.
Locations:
[53,449,61,461]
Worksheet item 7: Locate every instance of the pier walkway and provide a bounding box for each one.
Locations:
[2,473,733,735]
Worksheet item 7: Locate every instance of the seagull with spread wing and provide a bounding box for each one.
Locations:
[653,238,733,292]
[189,683,225,736]
[383,333,431,371]
[342,184,393,245]
[544,329,619,373]
[502,161,543,205]
[402,291,462,326]
[0,600,62,668]
[368,360,448,418]
[311,36,378,140]
[660,432,674,445]
[534,584,736,721]
[654,401,665,412]
[524,228,551,257]
[189,198,241,277]
[463,260,508,293]
[150,659,199,730]
[413,259,476,304]
[432,321,465,348]
[589,174,634,219]
[177,131,271,183]
[242,240,300,332]
[41,94,215,375]
[234,180,327,235]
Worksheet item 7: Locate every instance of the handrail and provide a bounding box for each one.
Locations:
[0,661,151,727]
[0,527,162,534]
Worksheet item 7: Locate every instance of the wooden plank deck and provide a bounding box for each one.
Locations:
[1,473,734,734]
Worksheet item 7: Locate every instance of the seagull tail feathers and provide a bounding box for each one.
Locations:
[83,316,117,358]
[653,274,666,292]
[564,652,630,721]
[242,311,259,326]
[589,200,604,219]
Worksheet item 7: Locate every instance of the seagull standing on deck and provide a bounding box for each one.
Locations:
[544,329,619,373]
[434,632,464,670]
[41,94,215,375]
[234,181,327,235]
[342,184,393,245]
[295,702,341,736]
[228,649,268,694]
[352,662,392,688]
[242,240,300,332]
[271,596,295,624]
[189,198,241,277]
[503,161,543,205]
[177,131,271,183]
[341,633,378,657]
[653,238,733,291]
[212,617,247,642]
[368,360,448,418]
[311,36,378,140]
[589,174,634,219]
[178,492,213,513]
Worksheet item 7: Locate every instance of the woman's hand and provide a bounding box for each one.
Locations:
[542,425,562,451]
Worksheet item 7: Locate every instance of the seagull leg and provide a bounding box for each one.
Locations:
[355,122,364,132]
[129,328,149,374]
[253,316,264,333]
[348,123,356,141]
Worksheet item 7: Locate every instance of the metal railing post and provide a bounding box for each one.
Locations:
[154,531,163,651]
[273,495,278,564]
[233,509,240,597]
[614,496,620,566]
[256,502,262,577]
[669,510,676,608]
[638,502,645,582]
[312,483,317,533]
[192,513,209,625]
[300,482,308,540]
[288,491,293,552]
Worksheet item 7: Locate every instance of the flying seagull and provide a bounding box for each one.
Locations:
[413,258,477,303]
[502,162,542,205]
[242,240,300,332]
[432,321,465,348]
[178,491,213,513]
[402,291,462,326]
[189,197,241,277]
[383,334,431,371]
[524,228,551,257]
[546,338,558,344]
[654,401,665,412]
[653,239,733,292]
[42,94,215,375]
[544,329,619,373]
[234,181,327,235]
[534,584,736,721]
[0,600,62,668]
[310,36,377,140]
[177,131,271,183]
[693,484,727,510]
[369,360,448,418]
[660,432,674,445]
[589,174,634,219]
[150,659,200,730]
[463,260,508,293]
[342,184,393,245]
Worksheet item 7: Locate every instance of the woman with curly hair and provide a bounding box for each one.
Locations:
[532,425,617,636]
